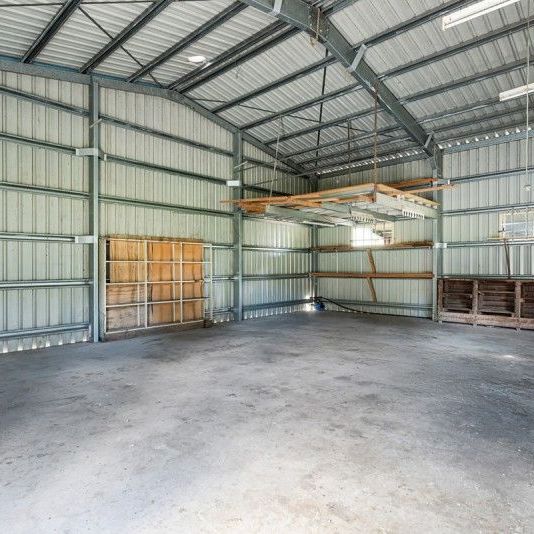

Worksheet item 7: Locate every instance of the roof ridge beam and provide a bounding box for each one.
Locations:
[22,0,82,63]
[127,2,246,83]
[180,0,469,106]
[80,0,175,74]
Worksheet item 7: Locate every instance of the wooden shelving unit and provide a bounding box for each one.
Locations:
[438,278,534,330]
[99,237,213,339]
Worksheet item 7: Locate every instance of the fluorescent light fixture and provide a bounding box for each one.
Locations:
[442,0,521,29]
[499,83,534,101]
[188,55,206,63]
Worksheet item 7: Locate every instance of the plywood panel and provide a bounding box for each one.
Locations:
[103,237,205,335]
[107,305,142,331]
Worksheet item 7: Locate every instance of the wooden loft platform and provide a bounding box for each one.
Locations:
[226,179,449,226]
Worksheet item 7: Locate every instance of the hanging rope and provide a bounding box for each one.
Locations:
[310,7,321,46]
[347,120,353,181]
[373,80,380,185]
[269,117,285,198]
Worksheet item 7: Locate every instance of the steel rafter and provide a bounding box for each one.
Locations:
[289,58,533,165]
[234,0,436,157]
[127,2,246,83]
[210,0,470,117]
[80,0,174,74]
[240,16,529,137]
[22,0,82,63]
[258,19,530,150]
[311,108,530,174]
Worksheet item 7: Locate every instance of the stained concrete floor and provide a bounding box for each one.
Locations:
[1,312,533,533]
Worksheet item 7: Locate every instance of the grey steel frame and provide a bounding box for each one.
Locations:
[235,0,438,160]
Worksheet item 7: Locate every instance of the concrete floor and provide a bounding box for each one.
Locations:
[1,312,533,533]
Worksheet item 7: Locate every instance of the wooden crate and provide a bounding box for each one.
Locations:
[101,237,207,338]
[438,278,534,330]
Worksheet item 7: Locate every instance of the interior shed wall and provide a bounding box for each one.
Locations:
[0,69,311,352]
[316,139,534,318]
[443,138,534,278]
[316,159,434,317]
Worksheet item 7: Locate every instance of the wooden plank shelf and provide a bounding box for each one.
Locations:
[313,241,433,252]
[311,272,433,279]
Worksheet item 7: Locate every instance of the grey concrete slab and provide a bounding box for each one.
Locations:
[1,312,533,533]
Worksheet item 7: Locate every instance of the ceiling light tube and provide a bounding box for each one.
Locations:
[442,0,521,29]
[499,83,534,101]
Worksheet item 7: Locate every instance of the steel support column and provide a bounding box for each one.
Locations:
[233,131,244,321]
[309,175,320,301]
[89,79,100,341]
[431,150,444,321]
[310,226,319,301]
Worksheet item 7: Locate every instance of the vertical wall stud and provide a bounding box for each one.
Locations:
[310,176,319,303]
[432,150,444,321]
[89,79,100,341]
[233,131,244,321]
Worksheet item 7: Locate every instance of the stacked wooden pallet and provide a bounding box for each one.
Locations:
[225,179,448,222]
[438,278,534,330]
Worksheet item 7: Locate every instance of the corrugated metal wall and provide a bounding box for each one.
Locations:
[443,138,534,278]
[317,139,534,319]
[243,218,311,318]
[241,142,311,319]
[316,160,435,318]
[0,69,312,352]
[0,71,91,351]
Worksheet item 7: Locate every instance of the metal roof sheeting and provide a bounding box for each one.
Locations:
[0,3,59,59]
[187,33,328,106]
[149,6,275,84]
[0,0,531,174]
